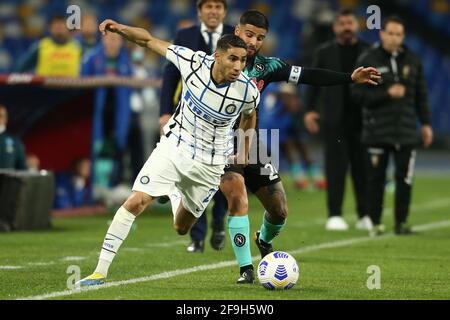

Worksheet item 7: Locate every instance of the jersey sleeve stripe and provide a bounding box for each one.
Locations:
[167,47,194,62]
[288,66,302,84]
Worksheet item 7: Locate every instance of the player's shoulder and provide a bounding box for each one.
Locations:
[255,54,287,72]
[237,73,260,102]
[236,72,258,91]
[255,54,282,64]
[193,50,215,68]
[168,44,204,60]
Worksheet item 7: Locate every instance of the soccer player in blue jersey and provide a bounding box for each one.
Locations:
[77,19,260,286]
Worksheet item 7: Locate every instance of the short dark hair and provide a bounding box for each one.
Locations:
[196,0,227,10]
[336,8,355,19]
[382,15,405,30]
[216,34,247,52]
[239,10,269,31]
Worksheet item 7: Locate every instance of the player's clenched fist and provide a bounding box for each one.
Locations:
[98,19,153,48]
[99,19,122,35]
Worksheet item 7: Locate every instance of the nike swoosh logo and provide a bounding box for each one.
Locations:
[190,80,199,88]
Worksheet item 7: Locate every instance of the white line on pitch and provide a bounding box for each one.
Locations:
[10,199,448,270]
[290,198,450,228]
[145,240,187,247]
[17,219,450,300]
[62,256,87,262]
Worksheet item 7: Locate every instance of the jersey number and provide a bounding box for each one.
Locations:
[264,163,279,181]
[202,188,217,203]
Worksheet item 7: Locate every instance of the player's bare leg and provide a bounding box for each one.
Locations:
[253,181,288,258]
[77,191,154,286]
[220,172,254,284]
[173,203,198,236]
[123,191,155,215]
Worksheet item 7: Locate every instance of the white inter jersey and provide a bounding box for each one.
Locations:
[163,45,260,165]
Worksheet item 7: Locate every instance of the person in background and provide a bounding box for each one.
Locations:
[54,157,93,209]
[81,32,133,190]
[128,45,147,182]
[0,105,26,170]
[26,154,40,173]
[16,15,81,77]
[304,9,372,231]
[0,25,13,73]
[77,13,100,57]
[352,16,433,236]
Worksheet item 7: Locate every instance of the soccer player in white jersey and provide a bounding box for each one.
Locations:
[77,19,259,286]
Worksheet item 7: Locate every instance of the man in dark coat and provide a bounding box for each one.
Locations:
[352,16,433,235]
[304,10,372,231]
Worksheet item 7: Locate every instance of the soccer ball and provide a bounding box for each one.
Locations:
[257,251,299,290]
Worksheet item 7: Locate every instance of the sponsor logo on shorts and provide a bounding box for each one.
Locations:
[140,175,150,184]
[234,233,246,247]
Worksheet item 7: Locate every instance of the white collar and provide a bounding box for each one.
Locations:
[200,22,223,35]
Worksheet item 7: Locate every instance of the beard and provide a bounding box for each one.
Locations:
[247,46,259,58]
[339,30,356,43]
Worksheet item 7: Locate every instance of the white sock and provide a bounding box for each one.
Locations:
[94,206,136,277]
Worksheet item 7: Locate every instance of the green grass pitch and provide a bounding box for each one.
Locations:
[1,175,449,300]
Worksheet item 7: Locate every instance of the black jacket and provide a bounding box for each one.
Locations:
[352,43,431,147]
[305,39,370,131]
[159,24,234,116]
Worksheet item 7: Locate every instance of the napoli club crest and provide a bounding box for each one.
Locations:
[234,233,246,247]
[255,63,265,72]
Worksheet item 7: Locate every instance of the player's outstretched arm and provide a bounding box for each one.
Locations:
[299,67,380,86]
[99,19,171,57]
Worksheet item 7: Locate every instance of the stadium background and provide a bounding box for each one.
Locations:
[1,0,449,177]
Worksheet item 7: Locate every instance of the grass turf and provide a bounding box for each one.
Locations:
[1,175,449,300]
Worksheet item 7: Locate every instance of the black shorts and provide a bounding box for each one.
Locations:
[224,161,282,194]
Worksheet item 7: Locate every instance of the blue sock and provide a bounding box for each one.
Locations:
[260,212,285,244]
[227,216,252,268]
